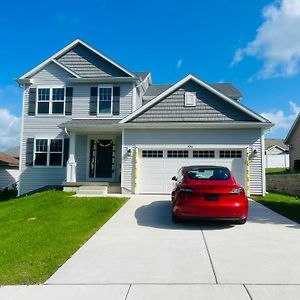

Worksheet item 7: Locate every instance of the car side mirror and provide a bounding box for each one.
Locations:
[172,176,177,181]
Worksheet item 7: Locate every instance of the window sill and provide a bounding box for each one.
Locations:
[32,166,65,168]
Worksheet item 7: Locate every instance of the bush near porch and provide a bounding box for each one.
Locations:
[0,190,128,284]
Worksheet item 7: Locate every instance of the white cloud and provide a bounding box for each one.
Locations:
[232,0,300,79]
[0,108,21,151]
[261,101,300,134]
[176,59,183,69]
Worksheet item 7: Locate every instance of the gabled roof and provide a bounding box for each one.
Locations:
[285,113,300,144]
[133,72,151,81]
[17,39,136,82]
[265,139,288,151]
[0,152,19,167]
[121,74,271,124]
[4,146,20,159]
[210,83,242,100]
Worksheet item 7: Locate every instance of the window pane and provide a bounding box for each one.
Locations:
[49,153,62,166]
[35,153,47,165]
[38,102,49,114]
[52,88,64,100]
[50,139,62,152]
[52,102,64,114]
[99,88,112,100]
[38,88,50,101]
[36,139,48,152]
[99,101,111,114]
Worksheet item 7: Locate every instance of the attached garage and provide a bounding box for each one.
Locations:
[120,74,273,196]
[138,148,247,194]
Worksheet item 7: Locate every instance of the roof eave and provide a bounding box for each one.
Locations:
[118,122,274,129]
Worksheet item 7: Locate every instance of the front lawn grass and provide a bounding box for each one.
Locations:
[0,190,128,284]
[254,192,300,224]
[266,168,300,175]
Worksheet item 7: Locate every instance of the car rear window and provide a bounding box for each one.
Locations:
[186,167,230,180]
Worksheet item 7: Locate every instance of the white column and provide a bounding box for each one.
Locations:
[66,132,77,182]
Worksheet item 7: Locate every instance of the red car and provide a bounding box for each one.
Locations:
[171,166,248,224]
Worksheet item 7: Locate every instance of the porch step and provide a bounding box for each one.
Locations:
[76,185,108,196]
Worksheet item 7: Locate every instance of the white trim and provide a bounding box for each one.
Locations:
[18,39,135,80]
[120,122,273,129]
[266,145,287,153]
[51,59,80,78]
[18,86,26,196]
[136,144,248,149]
[261,130,266,196]
[120,74,270,124]
[285,113,300,144]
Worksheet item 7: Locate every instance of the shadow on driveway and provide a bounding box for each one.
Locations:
[135,199,300,230]
[135,200,233,230]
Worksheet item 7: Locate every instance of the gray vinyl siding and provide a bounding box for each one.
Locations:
[75,135,88,181]
[122,128,264,195]
[57,44,130,78]
[19,62,131,195]
[289,124,300,169]
[131,81,257,123]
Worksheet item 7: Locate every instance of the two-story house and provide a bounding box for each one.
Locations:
[16,39,272,196]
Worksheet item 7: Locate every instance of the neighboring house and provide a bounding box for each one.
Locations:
[4,145,20,160]
[285,113,300,170]
[265,139,289,168]
[0,152,19,190]
[16,39,272,196]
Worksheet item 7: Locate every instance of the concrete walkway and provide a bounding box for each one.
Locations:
[1,195,300,299]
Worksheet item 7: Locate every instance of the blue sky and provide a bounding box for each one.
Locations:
[1,0,300,149]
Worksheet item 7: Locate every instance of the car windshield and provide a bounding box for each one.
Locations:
[186,167,230,180]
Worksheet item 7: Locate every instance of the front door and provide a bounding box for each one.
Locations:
[89,139,113,178]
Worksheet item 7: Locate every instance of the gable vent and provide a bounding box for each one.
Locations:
[184,92,196,106]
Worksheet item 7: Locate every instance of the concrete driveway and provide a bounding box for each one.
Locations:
[2,195,300,299]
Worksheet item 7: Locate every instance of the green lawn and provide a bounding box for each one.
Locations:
[0,190,128,285]
[266,168,300,175]
[254,192,300,224]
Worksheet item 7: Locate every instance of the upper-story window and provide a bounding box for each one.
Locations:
[37,87,65,115]
[184,92,196,107]
[98,86,113,115]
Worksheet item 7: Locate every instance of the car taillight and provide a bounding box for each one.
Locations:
[230,188,245,195]
[179,187,193,193]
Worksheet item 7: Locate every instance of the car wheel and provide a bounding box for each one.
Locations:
[236,218,247,225]
[172,212,181,223]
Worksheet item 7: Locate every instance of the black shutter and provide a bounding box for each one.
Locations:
[90,87,98,115]
[65,87,73,115]
[112,86,120,115]
[63,139,69,166]
[28,88,36,116]
[25,138,34,166]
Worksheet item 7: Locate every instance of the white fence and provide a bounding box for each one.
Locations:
[265,154,289,168]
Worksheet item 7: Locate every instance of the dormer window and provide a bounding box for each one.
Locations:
[184,92,196,106]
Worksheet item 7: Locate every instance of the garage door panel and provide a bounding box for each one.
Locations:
[139,150,246,194]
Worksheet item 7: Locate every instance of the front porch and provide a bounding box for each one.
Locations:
[60,119,124,194]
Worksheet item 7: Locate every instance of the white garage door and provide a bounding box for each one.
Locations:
[139,149,246,194]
